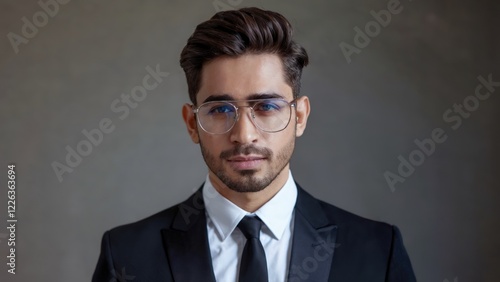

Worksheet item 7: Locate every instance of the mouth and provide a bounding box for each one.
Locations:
[227,155,266,161]
[226,155,267,170]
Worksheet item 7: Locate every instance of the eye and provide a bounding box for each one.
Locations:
[254,100,282,112]
[207,104,235,114]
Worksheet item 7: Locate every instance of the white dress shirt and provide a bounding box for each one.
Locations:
[202,170,298,282]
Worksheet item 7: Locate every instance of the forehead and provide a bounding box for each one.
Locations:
[196,53,293,104]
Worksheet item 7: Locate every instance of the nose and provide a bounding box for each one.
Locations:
[229,107,259,144]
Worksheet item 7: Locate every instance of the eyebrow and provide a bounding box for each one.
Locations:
[202,92,285,103]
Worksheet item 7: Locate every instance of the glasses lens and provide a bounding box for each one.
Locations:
[252,100,291,132]
[198,102,237,134]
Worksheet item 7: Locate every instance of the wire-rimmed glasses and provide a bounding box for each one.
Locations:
[192,98,296,134]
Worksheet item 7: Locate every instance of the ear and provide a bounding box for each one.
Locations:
[294,96,310,137]
[182,103,200,144]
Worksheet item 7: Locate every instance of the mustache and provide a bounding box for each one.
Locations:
[220,145,272,159]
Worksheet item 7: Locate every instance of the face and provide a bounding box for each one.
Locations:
[182,53,310,193]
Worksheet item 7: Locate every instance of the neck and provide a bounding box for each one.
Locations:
[209,166,290,213]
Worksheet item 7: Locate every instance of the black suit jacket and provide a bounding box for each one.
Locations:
[92,185,416,281]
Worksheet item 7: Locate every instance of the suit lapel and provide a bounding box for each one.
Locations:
[288,186,338,281]
[161,188,216,282]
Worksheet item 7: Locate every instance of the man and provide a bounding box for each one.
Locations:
[92,7,416,282]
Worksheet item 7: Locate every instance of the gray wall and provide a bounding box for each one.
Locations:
[1,0,498,281]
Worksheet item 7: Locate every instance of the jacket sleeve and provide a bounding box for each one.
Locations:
[386,226,417,282]
[92,231,115,282]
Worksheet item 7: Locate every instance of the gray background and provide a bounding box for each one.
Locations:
[1,0,499,281]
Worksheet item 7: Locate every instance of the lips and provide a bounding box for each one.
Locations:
[226,155,266,170]
[227,155,266,162]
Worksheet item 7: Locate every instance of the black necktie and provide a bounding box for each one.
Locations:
[238,216,268,282]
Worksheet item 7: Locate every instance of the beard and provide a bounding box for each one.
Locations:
[199,137,295,193]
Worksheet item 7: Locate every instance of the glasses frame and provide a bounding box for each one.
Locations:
[192,98,297,134]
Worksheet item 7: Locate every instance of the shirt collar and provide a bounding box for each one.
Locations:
[203,170,297,241]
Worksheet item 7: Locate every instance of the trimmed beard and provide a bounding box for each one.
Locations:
[199,137,295,193]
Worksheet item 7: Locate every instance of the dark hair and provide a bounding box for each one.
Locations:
[180,7,309,105]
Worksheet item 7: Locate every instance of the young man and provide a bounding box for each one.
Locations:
[93,7,416,282]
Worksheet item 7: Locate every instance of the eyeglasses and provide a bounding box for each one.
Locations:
[192,98,296,134]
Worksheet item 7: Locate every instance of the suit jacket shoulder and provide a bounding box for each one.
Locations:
[294,187,416,281]
[92,204,179,281]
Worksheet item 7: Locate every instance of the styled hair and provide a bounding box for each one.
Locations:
[180,7,309,105]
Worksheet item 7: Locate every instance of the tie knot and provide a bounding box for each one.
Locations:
[238,216,262,239]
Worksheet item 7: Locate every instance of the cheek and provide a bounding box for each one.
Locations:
[283,123,297,138]
[200,134,226,154]
[267,130,295,149]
